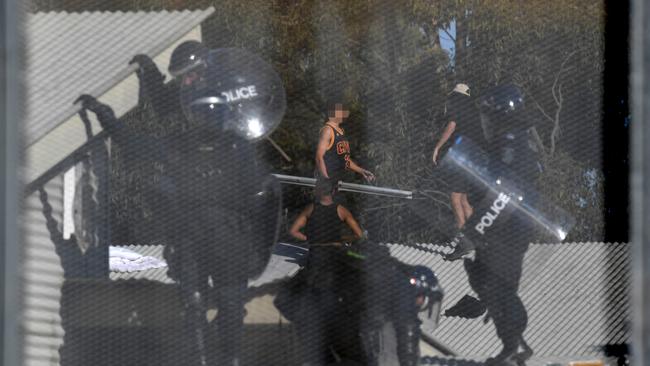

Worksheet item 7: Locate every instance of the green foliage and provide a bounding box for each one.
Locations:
[33,0,607,243]
[536,150,605,243]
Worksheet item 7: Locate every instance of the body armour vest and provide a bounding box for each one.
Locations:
[165,128,259,210]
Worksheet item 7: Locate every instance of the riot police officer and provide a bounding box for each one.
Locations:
[359,259,443,366]
[439,85,546,365]
[75,41,285,366]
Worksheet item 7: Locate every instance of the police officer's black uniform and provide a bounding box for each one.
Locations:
[441,85,540,366]
[357,247,440,366]
[75,43,284,366]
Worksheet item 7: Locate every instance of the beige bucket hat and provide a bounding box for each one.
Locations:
[452,83,471,96]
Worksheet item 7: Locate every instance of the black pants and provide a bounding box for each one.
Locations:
[464,242,528,354]
[360,257,422,366]
[165,202,252,365]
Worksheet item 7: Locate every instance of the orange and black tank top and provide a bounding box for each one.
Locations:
[305,202,342,244]
[322,123,351,178]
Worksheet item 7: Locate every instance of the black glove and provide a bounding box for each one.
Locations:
[129,54,157,73]
[74,94,99,110]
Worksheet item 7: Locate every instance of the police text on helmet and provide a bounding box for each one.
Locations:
[222,86,258,103]
[475,192,512,235]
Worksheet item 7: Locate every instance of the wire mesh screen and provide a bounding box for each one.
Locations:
[20,1,629,366]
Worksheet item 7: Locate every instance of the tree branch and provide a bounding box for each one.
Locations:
[550,82,564,156]
[552,51,576,105]
[529,126,547,156]
[535,51,576,157]
[534,100,555,123]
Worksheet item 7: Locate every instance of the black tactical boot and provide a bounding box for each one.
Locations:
[485,349,520,366]
[512,339,533,364]
[443,294,486,318]
[443,232,475,261]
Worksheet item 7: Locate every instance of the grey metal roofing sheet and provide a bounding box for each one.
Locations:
[23,179,66,366]
[110,241,629,360]
[109,243,307,288]
[25,8,214,146]
[385,241,630,359]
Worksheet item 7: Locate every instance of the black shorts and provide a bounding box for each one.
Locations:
[442,167,473,194]
[314,169,344,184]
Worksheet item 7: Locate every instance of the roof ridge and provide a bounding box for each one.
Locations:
[28,8,214,16]
[532,241,631,246]
[383,241,630,246]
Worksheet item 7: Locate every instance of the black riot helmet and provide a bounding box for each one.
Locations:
[408,266,443,319]
[180,48,286,141]
[168,40,208,78]
[479,84,542,181]
[480,84,524,115]
[477,84,528,144]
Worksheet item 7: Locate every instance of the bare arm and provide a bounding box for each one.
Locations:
[347,159,375,182]
[315,127,334,178]
[433,121,456,165]
[289,204,314,241]
[337,205,363,239]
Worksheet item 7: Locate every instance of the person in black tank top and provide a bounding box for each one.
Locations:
[289,179,363,244]
[321,123,350,182]
[304,202,342,244]
[432,83,479,230]
[286,179,364,365]
[315,102,375,184]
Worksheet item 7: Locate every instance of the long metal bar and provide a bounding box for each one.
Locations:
[272,174,413,199]
[420,333,457,357]
[631,0,649,362]
[24,131,108,197]
[29,161,413,202]
[2,0,22,364]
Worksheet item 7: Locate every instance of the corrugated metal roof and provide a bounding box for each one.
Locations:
[420,355,616,366]
[110,241,630,360]
[25,8,215,146]
[23,178,66,366]
[385,241,630,360]
[110,243,307,288]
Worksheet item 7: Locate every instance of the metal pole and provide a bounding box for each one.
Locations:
[272,174,413,199]
[631,0,649,362]
[265,136,292,163]
[1,0,22,364]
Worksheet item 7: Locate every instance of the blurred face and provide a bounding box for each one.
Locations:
[415,294,426,308]
[181,70,201,86]
[330,103,350,122]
